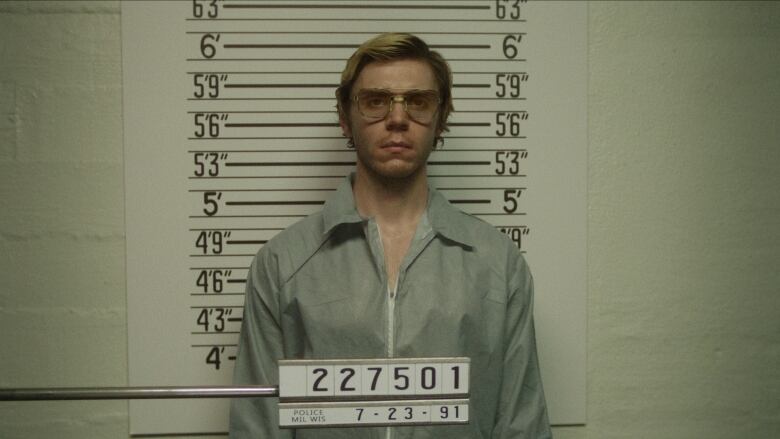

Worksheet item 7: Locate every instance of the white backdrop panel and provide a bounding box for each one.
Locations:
[122,0,586,434]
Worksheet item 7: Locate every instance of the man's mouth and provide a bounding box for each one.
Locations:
[381,141,412,149]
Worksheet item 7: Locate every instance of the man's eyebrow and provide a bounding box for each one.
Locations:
[358,88,437,94]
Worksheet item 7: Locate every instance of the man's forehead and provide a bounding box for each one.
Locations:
[353,59,437,90]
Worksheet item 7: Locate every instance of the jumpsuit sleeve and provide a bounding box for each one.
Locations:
[229,250,294,439]
[492,255,553,439]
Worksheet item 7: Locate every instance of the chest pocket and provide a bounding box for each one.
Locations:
[393,266,508,360]
[281,269,387,359]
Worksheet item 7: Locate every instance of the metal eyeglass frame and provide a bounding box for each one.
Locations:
[352,88,441,123]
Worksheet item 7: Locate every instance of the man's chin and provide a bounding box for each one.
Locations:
[363,161,426,182]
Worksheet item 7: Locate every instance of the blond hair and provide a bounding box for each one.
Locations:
[336,33,454,133]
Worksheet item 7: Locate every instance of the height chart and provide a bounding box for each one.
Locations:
[122,0,586,435]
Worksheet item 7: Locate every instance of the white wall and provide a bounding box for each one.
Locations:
[1,1,778,438]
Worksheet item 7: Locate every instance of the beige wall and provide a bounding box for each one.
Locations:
[0,1,778,438]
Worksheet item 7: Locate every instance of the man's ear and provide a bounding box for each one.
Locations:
[434,121,445,139]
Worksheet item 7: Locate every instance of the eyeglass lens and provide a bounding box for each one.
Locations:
[356,90,439,122]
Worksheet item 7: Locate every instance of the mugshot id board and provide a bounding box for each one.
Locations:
[277,357,469,428]
[122,0,586,435]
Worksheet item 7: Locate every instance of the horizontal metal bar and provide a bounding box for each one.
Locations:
[0,385,278,401]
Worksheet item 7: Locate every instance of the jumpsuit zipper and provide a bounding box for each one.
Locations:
[386,279,397,439]
[376,223,398,439]
[377,218,432,439]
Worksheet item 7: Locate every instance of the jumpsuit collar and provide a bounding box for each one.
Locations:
[322,174,477,249]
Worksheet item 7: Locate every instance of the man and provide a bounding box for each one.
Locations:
[230,33,551,438]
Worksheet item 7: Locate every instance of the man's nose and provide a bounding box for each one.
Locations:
[386,98,410,125]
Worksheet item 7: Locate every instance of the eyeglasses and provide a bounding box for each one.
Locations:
[353,89,441,123]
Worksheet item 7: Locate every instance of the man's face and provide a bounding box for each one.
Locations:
[340,59,441,181]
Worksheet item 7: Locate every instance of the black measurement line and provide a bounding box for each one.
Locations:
[224,83,337,88]
[225,201,325,206]
[227,317,243,322]
[189,215,309,218]
[449,199,491,204]
[207,211,522,218]
[186,97,527,101]
[226,240,268,245]
[191,111,328,114]
[446,136,527,139]
[226,161,353,167]
[189,227,286,230]
[190,253,257,257]
[188,97,336,101]
[189,149,340,153]
[187,98,334,101]
[187,71,340,74]
[187,58,526,62]
[428,161,490,165]
[215,0,497,2]
[222,4,490,10]
[191,254,264,257]
[188,174,525,179]
[225,122,339,128]
[188,176,343,179]
[474,213,527,216]
[186,32,526,36]
[221,82,489,89]
[452,110,529,113]
[228,279,247,284]
[447,97,527,100]
[227,0,497,2]
[190,188,522,193]
[188,136,526,140]
[192,332,241,335]
[191,344,237,348]
[189,137,341,140]
[224,43,491,50]
[438,187,528,190]
[449,123,491,127]
[219,161,488,167]
[188,189,335,193]
[186,19,525,23]
[186,110,524,114]
[428,174,527,178]
[187,149,525,153]
[189,212,523,219]
[186,71,528,74]
[226,44,354,49]
[191,293,245,296]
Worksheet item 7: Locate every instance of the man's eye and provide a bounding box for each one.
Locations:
[407,94,430,109]
[363,95,387,107]
[408,98,424,107]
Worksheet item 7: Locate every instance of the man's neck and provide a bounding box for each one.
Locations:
[353,166,428,289]
[352,167,428,229]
